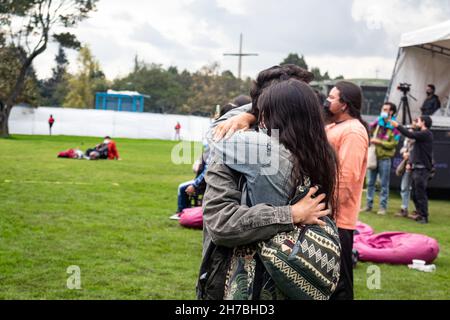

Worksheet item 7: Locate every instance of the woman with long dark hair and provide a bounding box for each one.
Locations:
[202,78,339,300]
[257,79,338,216]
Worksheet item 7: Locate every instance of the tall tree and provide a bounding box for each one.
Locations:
[281,53,343,81]
[311,67,332,81]
[0,0,98,137]
[64,45,108,109]
[40,46,69,106]
[112,59,250,116]
[186,63,251,116]
[281,53,308,70]
[112,61,187,114]
[0,45,41,108]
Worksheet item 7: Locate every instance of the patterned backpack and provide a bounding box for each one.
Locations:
[256,178,341,300]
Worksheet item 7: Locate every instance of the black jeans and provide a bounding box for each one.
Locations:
[412,168,431,219]
[330,228,354,300]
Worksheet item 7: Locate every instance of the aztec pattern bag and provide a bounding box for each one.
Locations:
[256,178,341,300]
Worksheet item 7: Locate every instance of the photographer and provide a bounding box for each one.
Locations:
[421,84,441,116]
[389,116,434,224]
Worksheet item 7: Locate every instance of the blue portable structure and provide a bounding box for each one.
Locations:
[95,90,149,112]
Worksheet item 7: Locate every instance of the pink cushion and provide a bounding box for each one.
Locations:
[354,228,440,265]
[179,207,203,229]
[355,221,374,236]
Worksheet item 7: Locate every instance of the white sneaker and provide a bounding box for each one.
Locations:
[169,213,181,220]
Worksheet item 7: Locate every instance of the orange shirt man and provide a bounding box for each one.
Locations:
[326,120,368,229]
[323,82,369,300]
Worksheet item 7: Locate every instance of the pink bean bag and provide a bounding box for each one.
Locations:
[179,207,203,229]
[355,221,374,236]
[354,222,439,265]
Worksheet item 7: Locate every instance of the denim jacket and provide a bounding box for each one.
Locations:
[202,104,295,257]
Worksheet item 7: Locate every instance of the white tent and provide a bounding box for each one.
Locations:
[387,20,450,123]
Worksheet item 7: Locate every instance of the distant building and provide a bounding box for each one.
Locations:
[95,90,150,112]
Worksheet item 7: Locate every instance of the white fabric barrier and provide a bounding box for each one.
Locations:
[388,20,450,120]
[9,106,213,142]
[388,46,450,120]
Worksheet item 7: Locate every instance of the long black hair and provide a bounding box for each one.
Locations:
[335,81,370,141]
[258,79,339,219]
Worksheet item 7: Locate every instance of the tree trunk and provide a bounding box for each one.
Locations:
[0,107,10,138]
[2,60,32,138]
[2,41,48,138]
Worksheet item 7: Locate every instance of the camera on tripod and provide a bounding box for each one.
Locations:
[397,83,412,94]
[396,83,414,125]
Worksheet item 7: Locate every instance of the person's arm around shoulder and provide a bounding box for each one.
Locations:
[210,104,257,142]
[203,161,329,247]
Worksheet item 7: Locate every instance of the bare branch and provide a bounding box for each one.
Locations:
[50,0,66,26]
[46,0,53,27]
[30,0,50,56]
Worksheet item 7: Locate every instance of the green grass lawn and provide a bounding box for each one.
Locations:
[0,135,449,300]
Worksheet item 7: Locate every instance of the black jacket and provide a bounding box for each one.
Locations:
[421,95,441,116]
[397,126,433,170]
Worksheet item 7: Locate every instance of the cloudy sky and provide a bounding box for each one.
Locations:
[33,0,450,81]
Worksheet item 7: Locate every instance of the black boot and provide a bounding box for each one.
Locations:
[417,216,429,224]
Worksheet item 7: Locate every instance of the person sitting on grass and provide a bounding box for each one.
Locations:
[170,99,250,220]
[170,143,210,220]
[85,143,108,160]
[85,136,121,161]
[103,136,121,160]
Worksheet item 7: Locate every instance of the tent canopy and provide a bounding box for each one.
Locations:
[400,20,450,49]
[388,20,450,124]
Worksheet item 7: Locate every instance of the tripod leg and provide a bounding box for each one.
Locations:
[405,100,412,124]
[400,100,407,125]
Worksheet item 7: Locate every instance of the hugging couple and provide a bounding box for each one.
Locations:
[197,64,369,301]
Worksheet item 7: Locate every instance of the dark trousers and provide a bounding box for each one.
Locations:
[330,228,354,300]
[411,168,430,219]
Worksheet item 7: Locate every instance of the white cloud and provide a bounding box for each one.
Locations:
[216,0,248,15]
[307,55,396,79]
[30,0,450,82]
[352,0,450,40]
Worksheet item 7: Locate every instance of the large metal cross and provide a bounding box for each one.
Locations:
[223,33,259,79]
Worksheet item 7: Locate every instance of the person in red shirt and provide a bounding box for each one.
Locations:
[103,136,121,160]
[48,115,55,135]
[174,122,181,141]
